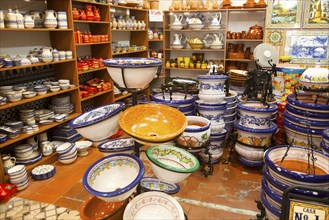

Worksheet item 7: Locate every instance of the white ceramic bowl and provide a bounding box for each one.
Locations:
[22,91,37,98]
[234,141,265,161]
[8,165,26,177]
[58,154,77,164]
[69,102,125,142]
[199,146,224,163]
[171,44,184,49]
[210,119,225,134]
[75,140,92,156]
[146,145,200,183]
[56,142,74,155]
[198,93,225,104]
[83,154,144,202]
[189,23,205,30]
[196,105,226,122]
[49,86,60,92]
[7,92,22,102]
[98,137,135,156]
[15,178,29,191]
[103,58,162,89]
[123,191,184,220]
[170,24,184,30]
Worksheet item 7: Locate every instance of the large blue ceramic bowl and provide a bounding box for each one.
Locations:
[83,153,144,202]
[285,104,329,121]
[284,111,329,129]
[69,102,125,142]
[287,94,329,113]
[260,190,281,219]
[261,178,282,210]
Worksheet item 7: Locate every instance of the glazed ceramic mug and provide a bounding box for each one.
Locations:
[59,51,66,60]
[65,51,72,59]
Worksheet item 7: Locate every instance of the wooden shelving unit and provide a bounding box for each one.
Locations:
[0,59,75,71]
[77,67,107,75]
[81,89,113,101]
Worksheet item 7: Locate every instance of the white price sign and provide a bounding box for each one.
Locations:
[149,10,163,22]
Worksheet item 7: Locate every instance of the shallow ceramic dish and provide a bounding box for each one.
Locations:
[22,91,37,98]
[103,58,162,89]
[152,93,195,108]
[75,141,93,156]
[70,102,125,142]
[31,164,56,180]
[83,154,144,202]
[140,177,180,194]
[146,145,199,183]
[16,151,42,165]
[170,24,184,30]
[235,141,265,161]
[98,137,134,155]
[119,104,187,145]
[264,145,329,188]
[123,191,184,220]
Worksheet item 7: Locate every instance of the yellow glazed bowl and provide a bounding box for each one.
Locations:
[188,42,204,50]
[119,104,187,145]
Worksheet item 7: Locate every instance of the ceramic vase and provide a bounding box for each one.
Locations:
[15,9,24,29]
[5,8,17,28]
[57,11,67,29]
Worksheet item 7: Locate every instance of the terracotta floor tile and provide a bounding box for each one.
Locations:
[54,197,83,211]
[75,189,92,201]
[218,210,255,220]
[205,207,222,219]
[36,184,72,197]
[63,182,84,198]
[180,202,191,216]
[176,188,202,201]
[198,184,226,196]
[26,192,59,204]
[187,204,208,220]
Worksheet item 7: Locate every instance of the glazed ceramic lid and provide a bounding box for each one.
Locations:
[300,63,329,83]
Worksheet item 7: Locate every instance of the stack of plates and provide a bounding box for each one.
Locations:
[49,95,74,114]
[19,109,35,124]
[8,165,29,191]
[35,109,54,122]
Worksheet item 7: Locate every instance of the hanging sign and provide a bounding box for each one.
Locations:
[289,200,328,220]
[149,10,163,22]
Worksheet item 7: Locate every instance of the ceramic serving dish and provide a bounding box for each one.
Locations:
[69,102,125,142]
[119,104,187,146]
[98,137,135,156]
[83,154,144,202]
[140,177,180,194]
[22,91,37,98]
[31,164,56,180]
[123,191,184,220]
[75,141,93,156]
[16,152,42,165]
[151,93,195,108]
[146,145,199,183]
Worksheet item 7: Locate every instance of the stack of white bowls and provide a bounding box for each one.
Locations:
[56,142,77,164]
[14,143,33,160]
[8,165,29,191]
[234,101,277,167]
[223,90,238,137]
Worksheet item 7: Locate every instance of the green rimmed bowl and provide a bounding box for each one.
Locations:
[146,145,200,183]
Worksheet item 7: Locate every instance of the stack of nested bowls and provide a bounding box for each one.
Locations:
[228,70,248,94]
[234,101,277,167]
[320,129,329,156]
[8,165,29,191]
[151,93,195,116]
[261,145,329,220]
[223,90,238,138]
[284,93,329,148]
[56,142,77,164]
[14,143,33,160]
[19,109,36,125]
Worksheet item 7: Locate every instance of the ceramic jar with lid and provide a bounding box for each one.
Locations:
[248,25,263,39]
[300,63,329,91]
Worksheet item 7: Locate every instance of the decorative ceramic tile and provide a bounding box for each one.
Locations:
[303,0,329,29]
[0,197,80,220]
[266,30,284,46]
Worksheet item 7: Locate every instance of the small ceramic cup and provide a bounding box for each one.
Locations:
[59,51,66,60]
[65,51,73,59]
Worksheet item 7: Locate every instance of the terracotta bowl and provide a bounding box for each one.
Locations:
[119,104,187,145]
[80,195,128,220]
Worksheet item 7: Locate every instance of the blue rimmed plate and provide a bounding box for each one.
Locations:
[16,151,42,165]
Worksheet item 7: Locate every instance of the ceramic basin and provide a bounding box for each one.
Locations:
[83,154,144,202]
[146,145,199,183]
[103,58,162,89]
[140,177,180,194]
[123,191,184,220]
[119,104,187,145]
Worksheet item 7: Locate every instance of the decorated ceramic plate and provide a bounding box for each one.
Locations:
[102,58,162,67]
[16,151,42,165]
[140,177,180,194]
[98,137,134,152]
[31,164,56,180]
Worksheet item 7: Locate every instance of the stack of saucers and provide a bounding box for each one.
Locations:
[8,165,29,191]
[35,109,55,123]
[0,126,21,139]
[4,121,24,132]
[0,86,14,96]
[223,90,238,138]
[56,142,77,164]
[19,109,36,125]
[49,95,74,114]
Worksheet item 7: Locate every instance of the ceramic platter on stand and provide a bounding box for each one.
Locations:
[253,43,278,68]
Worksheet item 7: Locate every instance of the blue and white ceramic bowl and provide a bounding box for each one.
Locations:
[58,154,77,164]
[285,104,329,123]
[195,100,227,109]
[209,135,226,148]
[261,178,282,210]
[199,146,223,163]
[69,102,125,142]
[284,111,329,130]
[210,128,227,139]
[140,177,180,194]
[152,93,195,108]
[223,104,237,115]
[260,189,281,220]
[320,141,329,156]
[196,106,225,122]
[264,145,329,188]
[197,75,228,95]
[0,133,8,143]
[198,93,225,104]
[210,119,225,134]
[322,129,329,145]
[238,156,263,168]
[223,111,236,122]
[224,119,236,137]
[226,100,238,108]
[235,121,277,147]
[98,137,135,156]
[235,141,265,161]
[287,94,329,114]
[224,90,238,103]
[83,154,144,202]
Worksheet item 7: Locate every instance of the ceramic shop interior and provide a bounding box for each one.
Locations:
[0,0,329,219]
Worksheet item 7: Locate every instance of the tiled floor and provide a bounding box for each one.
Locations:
[14,141,263,219]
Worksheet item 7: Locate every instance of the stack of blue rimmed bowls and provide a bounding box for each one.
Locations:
[320,129,329,156]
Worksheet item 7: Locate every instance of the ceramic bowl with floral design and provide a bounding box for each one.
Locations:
[146,145,199,183]
[98,137,135,156]
[140,177,180,194]
[197,75,228,95]
[83,154,144,202]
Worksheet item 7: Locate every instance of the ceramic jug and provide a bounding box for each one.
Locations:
[41,141,53,156]
[24,15,35,29]
[85,5,94,21]
[15,9,24,29]
[79,10,87,20]
[2,155,16,174]
[57,11,68,29]
[210,12,222,26]
[72,8,80,20]
[41,47,53,62]
[52,49,59,61]
[173,33,183,45]
[93,6,101,21]
[141,20,146,30]
[112,16,118,29]
[173,14,183,25]
[30,11,43,28]
[137,20,142,30]
[132,16,137,30]
[0,10,5,28]
[44,10,57,29]
[213,33,224,45]
[5,8,17,28]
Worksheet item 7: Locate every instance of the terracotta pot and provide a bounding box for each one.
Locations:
[248,25,263,39]
[85,4,94,21]
[93,6,101,21]
[72,8,80,20]
[79,10,86,20]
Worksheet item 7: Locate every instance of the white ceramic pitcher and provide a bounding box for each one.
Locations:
[210,12,222,26]
[24,15,35,29]
[173,33,183,45]
[41,47,53,62]
[2,155,16,174]
[173,14,183,25]
[44,10,57,29]
[212,33,224,45]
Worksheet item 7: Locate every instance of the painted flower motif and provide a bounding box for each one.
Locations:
[267,30,284,46]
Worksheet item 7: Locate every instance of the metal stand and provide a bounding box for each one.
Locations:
[222,133,236,164]
[255,200,267,220]
[199,140,214,177]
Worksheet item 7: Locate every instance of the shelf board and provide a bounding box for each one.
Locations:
[0,113,80,149]
[73,20,110,24]
[78,67,107,75]
[114,92,132,101]
[112,49,148,56]
[110,4,148,11]
[225,59,253,62]
[165,28,226,32]
[81,89,113,101]
[0,59,75,72]
[164,9,227,12]
[148,39,163,42]
[0,28,73,32]
[76,42,111,46]
[226,39,264,42]
[0,87,78,111]
[165,48,225,52]
[227,8,267,11]
[72,0,110,6]
[165,67,209,71]
[111,29,147,32]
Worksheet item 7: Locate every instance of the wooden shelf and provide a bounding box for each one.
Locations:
[0,59,75,72]
[0,113,80,149]
[148,39,163,42]
[111,29,147,32]
[0,28,73,32]
[73,20,110,24]
[112,49,148,56]
[164,9,227,12]
[0,87,78,111]
[165,28,226,32]
[227,8,267,11]
[225,59,253,62]
[165,48,225,52]
[76,42,111,46]
[114,92,132,101]
[78,67,107,75]
[72,0,110,6]
[81,89,113,101]
[165,67,209,71]
[226,39,264,42]
[110,4,148,11]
